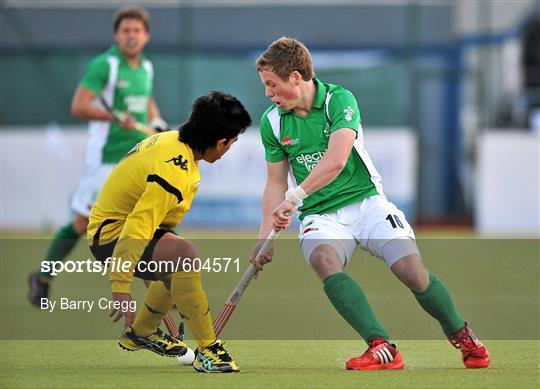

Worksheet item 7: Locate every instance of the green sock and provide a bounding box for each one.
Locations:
[413,272,465,336]
[39,222,81,278]
[323,272,390,343]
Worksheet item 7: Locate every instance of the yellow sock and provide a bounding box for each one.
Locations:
[132,280,175,337]
[170,271,216,348]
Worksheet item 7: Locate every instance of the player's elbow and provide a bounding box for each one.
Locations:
[266,173,288,191]
[329,159,346,174]
[70,101,83,118]
[265,179,287,197]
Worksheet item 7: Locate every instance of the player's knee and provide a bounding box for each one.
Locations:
[309,247,343,279]
[181,242,199,262]
[392,255,429,292]
[406,271,429,292]
[173,240,199,273]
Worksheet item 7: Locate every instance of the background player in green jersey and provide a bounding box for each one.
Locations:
[252,37,490,370]
[28,7,167,306]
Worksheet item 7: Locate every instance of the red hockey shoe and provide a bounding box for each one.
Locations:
[448,322,490,368]
[346,338,404,370]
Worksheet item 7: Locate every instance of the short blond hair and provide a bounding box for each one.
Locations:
[256,37,314,81]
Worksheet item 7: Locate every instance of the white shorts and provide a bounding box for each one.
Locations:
[70,164,114,217]
[298,195,419,267]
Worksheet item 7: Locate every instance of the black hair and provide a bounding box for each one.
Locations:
[179,91,252,154]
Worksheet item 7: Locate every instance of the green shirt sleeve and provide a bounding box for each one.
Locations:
[260,113,286,162]
[79,56,109,94]
[327,89,361,134]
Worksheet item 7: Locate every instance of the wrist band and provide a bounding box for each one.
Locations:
[285,186,308,206]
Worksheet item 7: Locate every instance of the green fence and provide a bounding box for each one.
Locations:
[1,50,406,127]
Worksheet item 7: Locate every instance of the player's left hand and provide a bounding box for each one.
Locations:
[117,113,137,131]
[249,239,274,279]
[110,292,135,329]
[272,200,295,230]
[149,117,169,132]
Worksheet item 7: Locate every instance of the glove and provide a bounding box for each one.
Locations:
[149,117,169,132]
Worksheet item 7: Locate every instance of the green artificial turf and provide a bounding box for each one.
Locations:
[1,340,538,388]
[1,231,538,387]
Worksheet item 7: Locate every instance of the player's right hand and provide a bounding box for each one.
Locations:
[272,200,295,230]
[110,292,135,329]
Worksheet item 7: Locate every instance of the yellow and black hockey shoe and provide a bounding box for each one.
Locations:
[193,340,239,373]
[118,327,187,357]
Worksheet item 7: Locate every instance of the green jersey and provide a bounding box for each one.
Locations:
[80,45,152,164]
[260,78,383,219]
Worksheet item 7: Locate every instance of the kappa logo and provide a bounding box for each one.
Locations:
[344,106,354,122]
[281,137,300,147]
[165,154,188,171]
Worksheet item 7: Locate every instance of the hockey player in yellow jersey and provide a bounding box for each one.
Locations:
[88,91,251,373]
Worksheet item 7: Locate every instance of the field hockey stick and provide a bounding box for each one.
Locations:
[213,229,281,337]
[142,279,181,339]
[98,95,156,137]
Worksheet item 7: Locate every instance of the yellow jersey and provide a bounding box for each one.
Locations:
[87,131,200,292]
